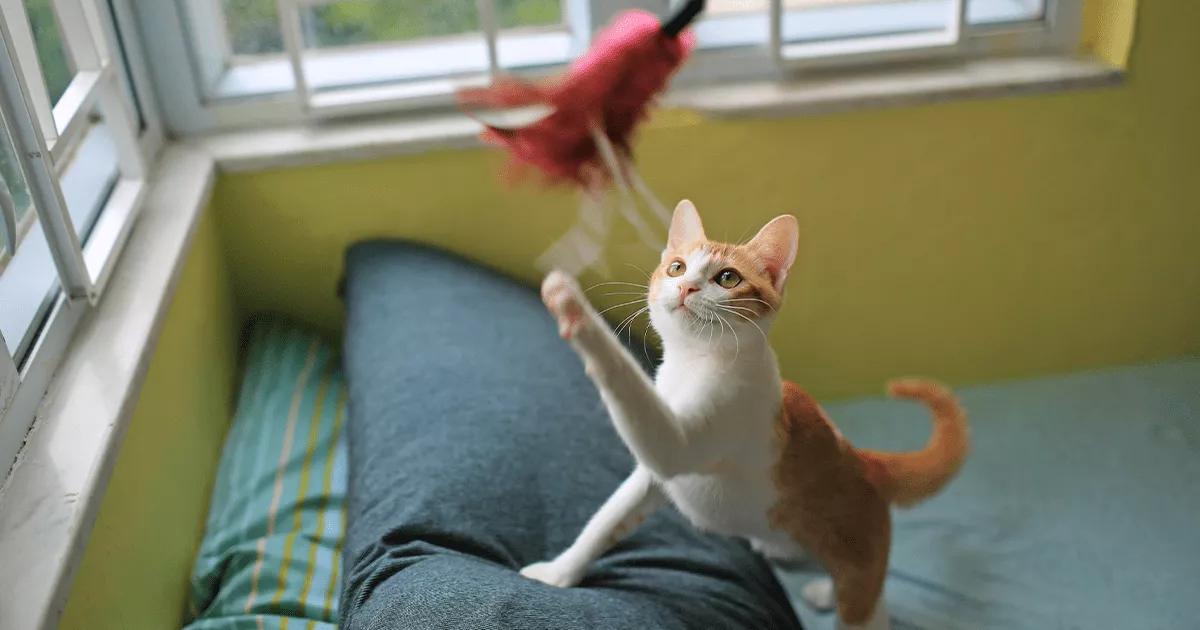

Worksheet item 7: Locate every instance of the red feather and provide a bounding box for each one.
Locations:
[458,10,695,188]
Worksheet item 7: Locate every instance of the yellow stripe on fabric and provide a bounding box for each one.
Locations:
[272,366,333,627]
[245,340,321,614]
[322,536,342,622]
[299,387,346,624]
[304,535,343,628]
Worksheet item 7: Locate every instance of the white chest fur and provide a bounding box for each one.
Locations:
[653,346,790,545]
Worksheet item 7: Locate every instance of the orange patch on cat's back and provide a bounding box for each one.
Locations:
[769,381,891,625]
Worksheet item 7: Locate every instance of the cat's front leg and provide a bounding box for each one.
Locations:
[541,271,705,479]
[521,466,663,587]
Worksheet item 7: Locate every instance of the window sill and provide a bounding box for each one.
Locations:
[669,54,1122,118]
[201,53,1121,173]
[0,146,215,630]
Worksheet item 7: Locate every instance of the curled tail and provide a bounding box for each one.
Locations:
[859,379,969,507]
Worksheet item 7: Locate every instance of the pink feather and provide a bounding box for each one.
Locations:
[458,10,695,188]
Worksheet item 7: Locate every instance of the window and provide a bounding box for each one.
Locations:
[141,0,1081,132]
[0,0,161,474]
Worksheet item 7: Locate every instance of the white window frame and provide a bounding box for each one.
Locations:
[0,0,163,476]
[137,0,1082,135]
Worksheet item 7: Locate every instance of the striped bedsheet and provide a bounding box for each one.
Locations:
[185,318,347,629]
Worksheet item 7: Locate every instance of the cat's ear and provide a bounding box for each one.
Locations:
[749,215,799,292]
[666,200,706,256]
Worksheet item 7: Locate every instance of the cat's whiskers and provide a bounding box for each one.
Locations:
[723,297,775,312]
[718,312,740,362]
[717,306,770,344]
[614,307,648,340]
[641,318,657,364]
[586,281,649,293]
[623,262,653,280]
[718,303,761,317]
[598,298,648,316]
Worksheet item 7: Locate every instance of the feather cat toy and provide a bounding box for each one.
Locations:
[458,1,703,275]
[527,201,971,630]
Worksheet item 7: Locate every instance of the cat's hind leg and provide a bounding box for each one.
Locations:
[801,577,835,612]
[832,559,890,630]
[521,466,663,587]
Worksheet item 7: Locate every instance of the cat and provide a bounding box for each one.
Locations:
[522,200,969,630]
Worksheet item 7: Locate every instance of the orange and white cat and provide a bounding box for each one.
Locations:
[523,200,969,630]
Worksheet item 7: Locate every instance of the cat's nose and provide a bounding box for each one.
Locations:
[679,284,700,302]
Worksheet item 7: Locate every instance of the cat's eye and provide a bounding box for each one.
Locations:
[715,269,742,289]
[666,260,686,277]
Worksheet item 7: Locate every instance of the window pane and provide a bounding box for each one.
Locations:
[222,0,284,55]
[24,0,74,104]
[0,111,116,361]
[496,0,562,29]
[220,0,565,53]
[0,121,33,261]
[782,0,957,46]
[305,1,478,47]
[968,0,1044,25]
[0,108,55,360]
[0,127,33,221]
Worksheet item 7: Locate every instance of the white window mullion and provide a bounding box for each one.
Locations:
[51,0,108,71]
[954,0,969,46]
[178,0,233,93]
[476,0,500,77]
[0,13,94,302]
[0,332,17,417]
[49,68,106,163]
[769,0,783,65]
[103,0,165,159]
[0,0,58,145]
[277,0,311,113]
[98,75,145,178]
[0,171,16,254]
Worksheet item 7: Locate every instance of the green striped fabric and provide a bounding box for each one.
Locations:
[185,318,346,630]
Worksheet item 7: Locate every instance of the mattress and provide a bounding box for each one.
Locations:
[775,358,1200,630]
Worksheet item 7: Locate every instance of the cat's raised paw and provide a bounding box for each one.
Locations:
[541,270,588,340]
[520,560,584,588]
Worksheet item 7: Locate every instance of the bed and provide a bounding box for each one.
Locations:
[185,244,1200,629]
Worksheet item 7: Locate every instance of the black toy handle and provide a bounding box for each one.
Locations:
[661,0,706,37]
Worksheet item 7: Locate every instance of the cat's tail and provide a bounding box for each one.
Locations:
[858,379,969,508]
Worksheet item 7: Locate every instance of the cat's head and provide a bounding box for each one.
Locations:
[648,200,799,350]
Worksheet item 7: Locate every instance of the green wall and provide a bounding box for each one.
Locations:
[215,3,1195,400]
[59,210,240,629]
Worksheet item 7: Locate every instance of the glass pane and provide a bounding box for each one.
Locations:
[496,0,562,29]
[0,110,53,360]
[304,1,482,48]
[220,0,562,55]
[24,0,74,104]
[0,120,34,260]
[968,0,1043,25]
[0,110,116,361]
[781,0,957,46]
[222,0,284,55]
[61,111,119,239]
[0,128,33,222]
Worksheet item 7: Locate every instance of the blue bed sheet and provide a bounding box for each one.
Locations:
[775,358,1200,630]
